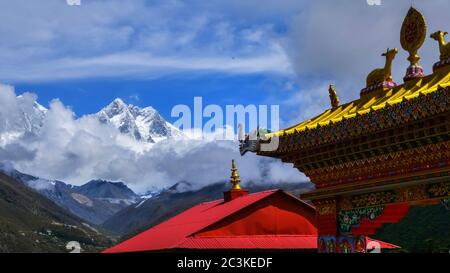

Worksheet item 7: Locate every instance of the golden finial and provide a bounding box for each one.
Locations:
[230,159,241,190]
[328,84,340,109]
[400,7,427,66]
[400,7,427,81]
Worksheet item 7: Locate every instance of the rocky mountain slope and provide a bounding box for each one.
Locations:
[0,172,113,253]
[1,165,140,225]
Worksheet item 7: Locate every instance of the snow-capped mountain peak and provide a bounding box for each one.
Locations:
[107,98,128,112]
[97,98,143,141]
[96,98,184,143]
[1,95,184,145]
[0,95,47,145]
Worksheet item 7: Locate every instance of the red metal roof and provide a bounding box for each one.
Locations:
[177,235,317,249]
[103,189,399,253]
[104,190,280,253]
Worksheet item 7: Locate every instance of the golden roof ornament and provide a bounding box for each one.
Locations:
[400,7,427,81]
[366,48,397,86]
[430,31,450,71]
[430,31,450,60]
[361,48,398,96]
[328,84,340,109]
[230,159,241,190]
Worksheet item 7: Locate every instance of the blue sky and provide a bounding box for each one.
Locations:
[13,73,298,125]
[1,0,302,128]
[3,0,450,128]
[3,0,450,189]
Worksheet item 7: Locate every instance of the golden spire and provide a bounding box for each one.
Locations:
[400,7,427,66]
[230,159,241,190]
[328,84,340,109]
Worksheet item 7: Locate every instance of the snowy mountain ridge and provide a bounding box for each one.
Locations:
[0,96,184,145]
[95,98,184,143]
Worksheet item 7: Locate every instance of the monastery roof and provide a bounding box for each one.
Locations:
[103,190,280,253]
[271,65,450,138]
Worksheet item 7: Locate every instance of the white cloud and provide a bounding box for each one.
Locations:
[282,1,450,103]
[2,1,448,87]
[26,179,56,192]
[0,50,292,82]
[0,0,295,82]
[0,84,307,193]
[281,81,332,127]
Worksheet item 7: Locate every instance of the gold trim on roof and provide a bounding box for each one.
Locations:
[268,65,450,137]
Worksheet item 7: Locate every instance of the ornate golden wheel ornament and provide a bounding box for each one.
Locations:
[400,7,427,81]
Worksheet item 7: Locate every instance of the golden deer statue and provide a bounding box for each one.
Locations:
[366,48,398,87]
[430,31,450,60]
